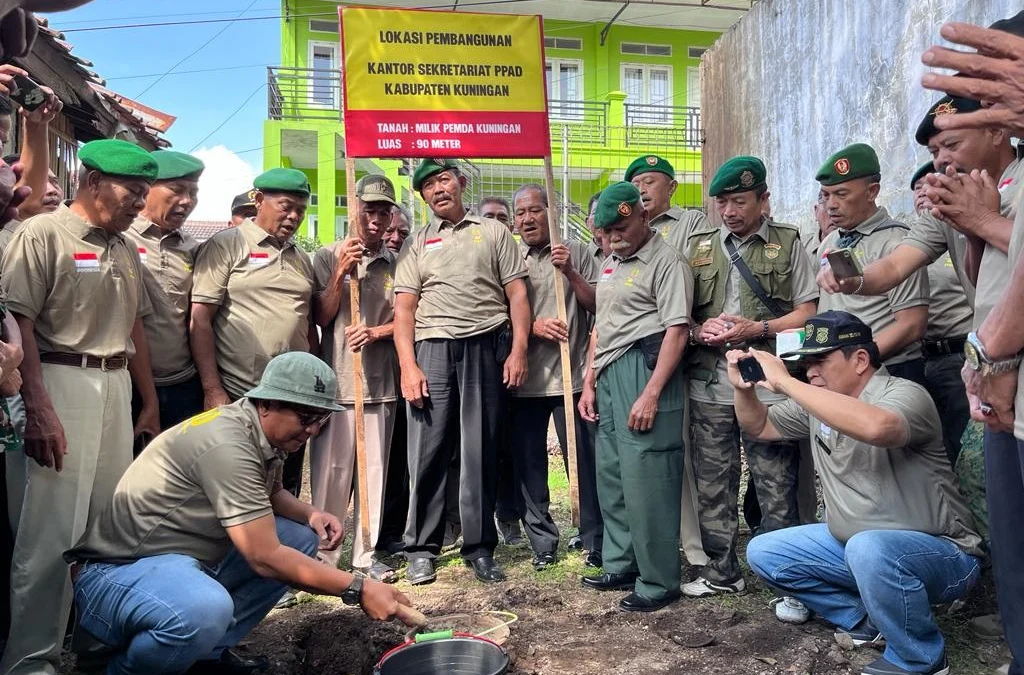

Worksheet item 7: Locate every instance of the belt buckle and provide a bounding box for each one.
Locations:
[99,357,111,372]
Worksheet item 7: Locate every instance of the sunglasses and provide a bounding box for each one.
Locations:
[289,407,332,428]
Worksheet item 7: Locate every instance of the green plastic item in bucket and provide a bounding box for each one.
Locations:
[374,634,509,675]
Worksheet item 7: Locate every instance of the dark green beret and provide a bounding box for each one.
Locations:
[624,155,674,182]
[79,139,158,182]
[412,158,460,191]
[915,96,982,146]
[815,143,880,186]
[593,182,641,229]
[151,150,205,181]
[709,156,767,197]
[910,161,934,190]
[254,168,310,197]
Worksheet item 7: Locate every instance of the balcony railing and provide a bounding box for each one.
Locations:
[268,66,342,121]
[624,104,702,149]
[547,99,608,145]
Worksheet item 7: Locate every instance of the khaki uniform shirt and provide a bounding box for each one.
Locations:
[650,206,709,255]
[192,219,314,398]
[516,239,598,397]
[124,218,200,385]
[313,243,398,404]
[818,207,927,365]
[594,233,693,376]
[767,369,983,557]
[1,205,152,358]
[0,219,22,262]
[903,212,974,307]
[691,222,819,405]
[1006,192,1024,440]
[394,212,527,340]
[66,400,285,565]
[973,155,1024,328]
[925,253,973,341]
[587,240,605,266]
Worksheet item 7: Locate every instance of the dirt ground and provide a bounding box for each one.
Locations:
[61,450,1011,675]
[230,451,1011,675]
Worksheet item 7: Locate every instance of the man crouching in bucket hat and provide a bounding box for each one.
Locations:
[732,311,982,675]
[64,352,420,675]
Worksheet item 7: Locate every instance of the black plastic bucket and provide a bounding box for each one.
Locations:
[374,632,509,675]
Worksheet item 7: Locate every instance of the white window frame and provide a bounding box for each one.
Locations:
[307,40,339,109]
[546,57,584,122]
[687,66,701,110]
[621,62,673,125]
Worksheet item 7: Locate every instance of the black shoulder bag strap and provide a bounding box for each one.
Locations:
[724,237,787,319]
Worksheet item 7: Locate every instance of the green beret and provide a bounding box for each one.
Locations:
[624,155,674,182]
[910,161,934,190]
[709,156,767,197]
[815,143,880,186]
[151,150,205,181]
[593,182,641,229]
[914,96,983,146]
[254,168,310,197]
[412,158,460,191]
[78,139,158,182]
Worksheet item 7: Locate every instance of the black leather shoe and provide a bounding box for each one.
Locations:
[186,649,269,674]
[466,556,506,582]
[533,552,557,571]
[567,535,584,551]
[406,558,437,585]
[584,550,603,568]
[581,571,637,591]
[619,591,681,613]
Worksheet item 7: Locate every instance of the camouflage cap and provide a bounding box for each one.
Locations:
[244,352,343,411]
[815,143,880,186]
[356,174,398,206]
[593,181,642,229]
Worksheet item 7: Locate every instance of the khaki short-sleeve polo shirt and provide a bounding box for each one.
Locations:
[516,239,598,397]
[925,253,973,341]
[767,370,982,557]
[818,207,927,365]
[313,243,398,404]
[125,218,200,385]
[972,156,1024,328]
[191,219,314,397]
[394,212,527,340]
[65,400,285,565]
[594,233,693,376]
[651,206,709,255]
[1,205,152,358]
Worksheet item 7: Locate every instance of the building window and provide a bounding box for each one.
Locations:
[622,64,672,124]
[309,19,338,33]
[544,36,582,50]
[546,58,583,122]
[620,42,672,57]
[688,46,707,59]
[687,67,700,110]
[308,41,338,108]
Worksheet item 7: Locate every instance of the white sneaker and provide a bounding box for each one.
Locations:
[681,575,746,597]
[770,596,811,624]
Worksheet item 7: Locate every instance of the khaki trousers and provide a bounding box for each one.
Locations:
[2,365,132,675]
[309,402,395,569]
[680,381,709,566]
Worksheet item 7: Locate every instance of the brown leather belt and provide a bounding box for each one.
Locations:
[40,352,128,370]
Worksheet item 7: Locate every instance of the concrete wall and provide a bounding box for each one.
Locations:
[701,0,1020,233]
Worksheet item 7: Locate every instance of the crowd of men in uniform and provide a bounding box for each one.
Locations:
[0,9,1018,675]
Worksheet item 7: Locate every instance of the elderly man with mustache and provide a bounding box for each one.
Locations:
[394,158,530,586]
[190,167,317,505]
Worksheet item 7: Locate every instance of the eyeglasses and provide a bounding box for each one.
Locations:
[290,407,332,429]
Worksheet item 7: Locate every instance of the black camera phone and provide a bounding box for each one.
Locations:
[737,356,766,383]
[9,74,45,112]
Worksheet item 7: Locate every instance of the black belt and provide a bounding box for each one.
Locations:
[921,336,967,358]
[40,352,128,370]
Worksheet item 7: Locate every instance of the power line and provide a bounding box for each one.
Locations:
[55,5,279,27]
[134,0,260,99]
[189,83,267,153]
[106,63,270,82]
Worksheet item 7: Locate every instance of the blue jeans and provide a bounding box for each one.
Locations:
[747,524,980,672]
[72,516,320,675]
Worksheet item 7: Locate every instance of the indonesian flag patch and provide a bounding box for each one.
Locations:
[73,252,100,272]
[600,266,614,282]
[137,247,147,264]
[248,252,270,267]
[424,237,443,252]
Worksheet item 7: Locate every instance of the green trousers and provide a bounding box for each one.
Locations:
[596,348,684,600]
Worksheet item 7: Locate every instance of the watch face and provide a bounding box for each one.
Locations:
[964,342,981,370]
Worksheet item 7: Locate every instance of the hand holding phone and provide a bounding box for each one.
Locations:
[826,248,863,281]
[9,74,45,111]
[737,356,766,383]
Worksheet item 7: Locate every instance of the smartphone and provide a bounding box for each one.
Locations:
[738,356,766,383]
[826,248,863,280]
[9,74,46,112]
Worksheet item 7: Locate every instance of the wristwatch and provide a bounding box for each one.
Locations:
[341,574,364,606]
[964,331,1023,376]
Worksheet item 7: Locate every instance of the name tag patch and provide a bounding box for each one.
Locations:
[691,257,713,267]
[248,252,270,267]
[424,237,443,252]
[73,252,100,272]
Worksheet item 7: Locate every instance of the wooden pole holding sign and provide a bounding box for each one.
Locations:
[345,157,373,552]
[544,157,580,528]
